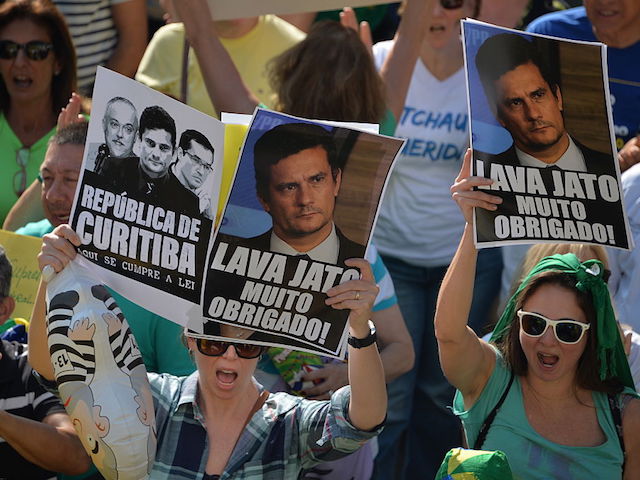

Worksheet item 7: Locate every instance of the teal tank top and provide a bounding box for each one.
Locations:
[453,349,629,479]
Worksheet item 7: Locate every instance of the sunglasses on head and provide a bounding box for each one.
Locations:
[440,0,465,9]
[517,310,590,345]
[196,338,265,359]
[0,40,53,61]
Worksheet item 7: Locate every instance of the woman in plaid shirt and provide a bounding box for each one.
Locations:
[31,224,388,479]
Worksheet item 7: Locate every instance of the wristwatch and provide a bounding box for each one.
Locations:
[348,321,377,349]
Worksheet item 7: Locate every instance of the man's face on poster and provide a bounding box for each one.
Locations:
[495,61,567,154]
[179,139,213,190]
[259,146,341,243]
[103,101,137,158]
[139,128,174,179]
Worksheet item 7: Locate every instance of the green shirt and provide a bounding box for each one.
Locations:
[454,349,629,479]
[0,114,55,226]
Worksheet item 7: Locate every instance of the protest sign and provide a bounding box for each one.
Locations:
[196,0,389,21]
[192,109,404,358]
[0,229,42,319]
[70,68,224,325]
[463,20,632,249]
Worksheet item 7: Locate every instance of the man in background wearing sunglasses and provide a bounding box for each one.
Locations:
[171,129,216,220]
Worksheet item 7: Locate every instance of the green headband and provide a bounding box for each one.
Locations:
[490,253,634,391]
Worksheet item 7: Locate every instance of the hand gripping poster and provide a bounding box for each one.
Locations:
[462,20,632,250]
[189,109,404,358]
[70,68,224,325]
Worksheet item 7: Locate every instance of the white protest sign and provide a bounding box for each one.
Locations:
[197,0,389,21]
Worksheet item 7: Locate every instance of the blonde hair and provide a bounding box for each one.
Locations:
[517,243,609,287]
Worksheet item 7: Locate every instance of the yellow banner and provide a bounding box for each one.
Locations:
[195,0,390,21]
[0,229,42,320]
[218,123,249,224]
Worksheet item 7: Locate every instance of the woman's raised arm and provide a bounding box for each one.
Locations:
[325,258,387,431]
[434,150,501,405]
[173,0,259,116]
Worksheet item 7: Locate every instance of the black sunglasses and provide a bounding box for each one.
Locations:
[441,0,464,9]
[196,338,265,359]
[0,40,53,61]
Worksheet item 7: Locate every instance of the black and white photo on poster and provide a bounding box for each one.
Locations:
[70,68,224,326]
[463,20,632,250]
[192,108,404,358]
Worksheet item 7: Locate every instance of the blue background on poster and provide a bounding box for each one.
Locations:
[220,109,332,238]
[464,22,537,155]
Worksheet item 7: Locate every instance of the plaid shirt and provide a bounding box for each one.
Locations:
[150,372,382,479]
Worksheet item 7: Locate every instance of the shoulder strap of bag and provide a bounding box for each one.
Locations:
[608,393,625,460]
[473,371,514,450]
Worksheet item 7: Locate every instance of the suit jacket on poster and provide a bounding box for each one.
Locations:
[98,155,200,217]
[220,227,365,266]
[475,139,616,178]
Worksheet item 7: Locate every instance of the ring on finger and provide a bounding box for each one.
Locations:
[355,291,360,301]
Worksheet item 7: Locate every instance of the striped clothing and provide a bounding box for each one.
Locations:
[150,372,381,479]
[53,0,131,93]
[0,340,66,479]
[46,290,96,385]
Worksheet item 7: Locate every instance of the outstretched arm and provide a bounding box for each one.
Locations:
[2,180,43,230]
[325,258,386,431]
[0,411,90,475]
[173,0,259,116]
[378,0,430,123]
[106,0,148,78]
[434,150,501,407]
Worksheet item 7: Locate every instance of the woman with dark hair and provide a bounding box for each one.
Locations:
[0,0,76,225]
[436,151,640,478]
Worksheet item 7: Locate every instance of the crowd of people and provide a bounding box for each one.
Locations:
[0,0,639,479]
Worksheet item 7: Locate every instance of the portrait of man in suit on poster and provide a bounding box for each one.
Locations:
[473,32,614,177]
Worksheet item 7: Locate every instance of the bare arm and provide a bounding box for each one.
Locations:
[375,303,414,382]
[106,0,148,77]
[623,397,640,479]
[278,12,316,32]
[173,0,259,116]
[0,411,90,474]
[2,180,43,230]
[378,0,430,123]
[434,150,502,406]
[301,303,413,399]
[326,258,386,431]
